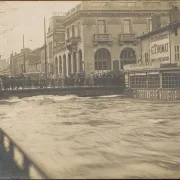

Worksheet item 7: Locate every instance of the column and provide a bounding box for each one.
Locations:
[159,72,162,88]
[146,73,148,89]
[76,52,79,73]
[71,53,74,74]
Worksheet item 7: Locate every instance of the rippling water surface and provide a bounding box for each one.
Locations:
[0,95,180,178]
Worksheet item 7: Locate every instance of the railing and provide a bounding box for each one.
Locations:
[53,43,66,53]
[121,58,136,64]
[66,37,80,46]
[119,33,136,42]
[94,34,112,43]
[132,88,180,101]
[66,4,81,17]
[0,77,125,90]
[0,128,52,179]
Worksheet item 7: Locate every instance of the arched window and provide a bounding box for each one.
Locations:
[63,54,67,77]
[120,48,136,69]
[94,48,111,70]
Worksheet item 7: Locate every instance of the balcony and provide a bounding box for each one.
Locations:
[119,33,137,45]
[93,34,113,46]
[66,37,80,51]
[53,43,66,53]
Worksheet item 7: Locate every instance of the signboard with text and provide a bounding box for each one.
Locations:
[150,32,170,64]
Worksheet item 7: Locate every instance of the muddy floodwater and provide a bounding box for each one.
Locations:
[0,95,180,178]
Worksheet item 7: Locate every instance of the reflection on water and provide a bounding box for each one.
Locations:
[0,95,180,178]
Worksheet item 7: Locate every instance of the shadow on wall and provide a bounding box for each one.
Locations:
[0,128,51,179]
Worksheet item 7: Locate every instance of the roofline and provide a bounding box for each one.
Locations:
[137,21,180,39]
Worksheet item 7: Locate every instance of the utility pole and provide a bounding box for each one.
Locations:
[23,34,26,73]
[44,17,48,88]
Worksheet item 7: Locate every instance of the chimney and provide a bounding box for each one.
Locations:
[170,5,180,24]
[161,13,170,28]
[152,14,161,30]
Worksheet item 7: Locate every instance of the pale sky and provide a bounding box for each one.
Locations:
[0,1,80,60]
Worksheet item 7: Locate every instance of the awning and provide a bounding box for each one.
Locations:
[130,73,147,76]
[163,71,180,74]
[147,72,159,75]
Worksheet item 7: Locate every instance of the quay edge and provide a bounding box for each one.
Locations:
[0,86,125,99]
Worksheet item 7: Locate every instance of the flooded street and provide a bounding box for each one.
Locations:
[0,95,180,178]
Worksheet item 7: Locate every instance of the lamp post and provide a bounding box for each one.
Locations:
[44,17,48,88]
[22,35,33,74]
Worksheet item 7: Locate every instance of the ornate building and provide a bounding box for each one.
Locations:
[50,0,179,77]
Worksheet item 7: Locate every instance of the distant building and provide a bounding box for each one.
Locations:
[10,47,41,76]
[47,15,65,76]
[50,0,175,77]
[28,48,41,73]
[0,57,10,75]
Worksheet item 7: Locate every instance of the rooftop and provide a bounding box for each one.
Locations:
[137,21,180,39]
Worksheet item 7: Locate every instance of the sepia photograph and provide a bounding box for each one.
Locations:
[0,0,180,179]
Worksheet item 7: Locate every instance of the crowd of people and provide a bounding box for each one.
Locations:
[0,71,125,90]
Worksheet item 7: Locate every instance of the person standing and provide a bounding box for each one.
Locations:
[88,72,94,86]
[0,77,3,90]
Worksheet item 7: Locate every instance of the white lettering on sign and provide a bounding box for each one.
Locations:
[150,33,170,63]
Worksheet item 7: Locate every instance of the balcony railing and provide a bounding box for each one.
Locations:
[94,34,112,43]
[54,43,66,53]
[119,33,136,42]
[66,37,80,46]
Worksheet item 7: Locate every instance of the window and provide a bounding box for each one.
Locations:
[97,20,106,34]
[128,2,136,7]
[162,72,180,88]
[67,28,70,39]
[72,25,75,37]
[92,2,107,7]
[77,22,81,37]
[148,19,152,32]
[94,48,111,71]
[143,2,160,7]
[49,42,52,58]
[175,45,180,60]
[119,2,126,6]
[145,53,149,62]
[175,27,178,36]
[123,19,131,33]
[118,2,136,7]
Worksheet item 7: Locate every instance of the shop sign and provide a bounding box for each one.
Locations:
[150,32,170,63]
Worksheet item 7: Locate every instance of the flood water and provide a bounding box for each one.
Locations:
[0,95,180,178]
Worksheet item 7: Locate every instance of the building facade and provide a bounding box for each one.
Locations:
[47,15,65,75]
[0,57,10,75]
[51,0,176,78]
[123,6,180,100]
[10,47,41,76]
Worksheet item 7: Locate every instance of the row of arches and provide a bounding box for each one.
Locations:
[53,48,136,76]
[94,47,136,71]
[54,50,83,77]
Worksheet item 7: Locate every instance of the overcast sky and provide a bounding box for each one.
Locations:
[0,1,80,59]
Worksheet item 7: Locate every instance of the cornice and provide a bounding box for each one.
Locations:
[62,10,169,26]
